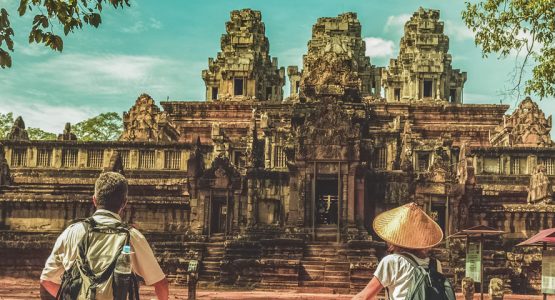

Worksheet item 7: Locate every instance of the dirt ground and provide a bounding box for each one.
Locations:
[0,277,553,300]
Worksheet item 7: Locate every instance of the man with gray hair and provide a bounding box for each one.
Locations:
[40,172,169,299]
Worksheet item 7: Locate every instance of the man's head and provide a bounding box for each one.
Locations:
[93,172,128,213]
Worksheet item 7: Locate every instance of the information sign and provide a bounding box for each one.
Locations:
[465,242,481,282]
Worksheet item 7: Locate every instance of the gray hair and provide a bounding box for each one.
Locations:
[94,172,128,212]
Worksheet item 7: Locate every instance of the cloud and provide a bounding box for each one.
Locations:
[149,18,162,30]
[384,14,411,35]
[0,96,95,133]
[364,37,395,58]
[444,20,474,41]
[31,53,173,95]
[18,43,50,57]
[122,18,163,33]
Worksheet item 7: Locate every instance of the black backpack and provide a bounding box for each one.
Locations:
[391,253,456,300]
[56,213,140,300]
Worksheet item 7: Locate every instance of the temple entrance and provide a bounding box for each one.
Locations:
[429,198,448,234]
[316,179,338,225]
[210,198,227,234]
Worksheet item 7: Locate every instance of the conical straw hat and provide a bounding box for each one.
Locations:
[373,202,443,249]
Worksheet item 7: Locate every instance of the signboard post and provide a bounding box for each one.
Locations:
[466,241,482,282]
[187,260,199,300]
[542,250,555,295]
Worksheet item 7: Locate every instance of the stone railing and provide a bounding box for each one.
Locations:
[1,140,212,172]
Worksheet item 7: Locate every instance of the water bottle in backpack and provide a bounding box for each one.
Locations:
[113,245,132,300]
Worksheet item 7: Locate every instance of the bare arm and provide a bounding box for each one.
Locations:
[40,280,60,298]
[153,277,169,300]
[352,276,384,300]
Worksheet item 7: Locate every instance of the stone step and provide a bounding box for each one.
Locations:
[299,273,324,281]
[202,261,220,268]
[299,280,350,289]
[296,287,337,294]
[260,273,298,281]
[324,270,350,277]
[302,264,325,272]
[301,257,327,263]
[325,265,350,272]
[206,250,225,256]
[258,281,299,289]
[324,275,350,282]
[203,256,222,261]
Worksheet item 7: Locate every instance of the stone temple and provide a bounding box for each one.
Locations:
[1,7,553,295]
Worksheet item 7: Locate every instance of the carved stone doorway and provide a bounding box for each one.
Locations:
[210,197,227,234]
[428,197,448,234]
[316,178,338,225]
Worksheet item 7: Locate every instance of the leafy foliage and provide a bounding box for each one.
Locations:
[462,0,555,98]
[27,127,56,140]
[0,111,122,141]
[72,112,122,141]
[0,0,130,68]
[0,112,14,138]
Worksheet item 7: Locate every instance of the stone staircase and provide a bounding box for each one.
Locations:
[199,233,225,283]
[314,224,340,242]
[299,241,351,293]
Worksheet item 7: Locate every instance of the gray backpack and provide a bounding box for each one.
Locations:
[56,213,140,300]
[393,253,456,300]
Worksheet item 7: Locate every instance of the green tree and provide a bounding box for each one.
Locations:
[0,0,130,68]
[73,112,122,141]
[462,0,555,99]
[0,112,14,138]
[27,127,56,140]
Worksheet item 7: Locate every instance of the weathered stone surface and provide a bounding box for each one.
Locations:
[382,8,466,102]
[0,146,11,186]
[104,150,124,175]
[121,93,179,142]
[202,9,285,102]
[491,97,553,147]
[2,7,555,296]
[489,277,504,300]
[527,164,552,204]
[461,277,474,300]
[297,13,381,102]
[57,122,77,141]
[7,116,29,141]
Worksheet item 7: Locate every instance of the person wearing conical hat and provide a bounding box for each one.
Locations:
[352,202,449,300]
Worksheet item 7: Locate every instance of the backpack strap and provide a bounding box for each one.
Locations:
[76,217,132,299]
[397,252,420,268]
[428,256,438,273]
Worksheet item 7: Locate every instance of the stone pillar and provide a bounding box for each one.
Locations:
[355,177,365,227]
[129,149,139,169]
[27,146,37,167]
[77,148,86,168]
[527,155,537,175]
[435,77,441,100]
[247,178,255,226]
[52,147,62,168]
[233,190,241,231]
[347,165,356,226]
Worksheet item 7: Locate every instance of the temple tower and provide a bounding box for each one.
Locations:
[382,8,467,103]
[202,9,285,102]
[291,12,382,102]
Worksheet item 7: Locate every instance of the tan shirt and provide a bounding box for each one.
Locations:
[40,209,165,287]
